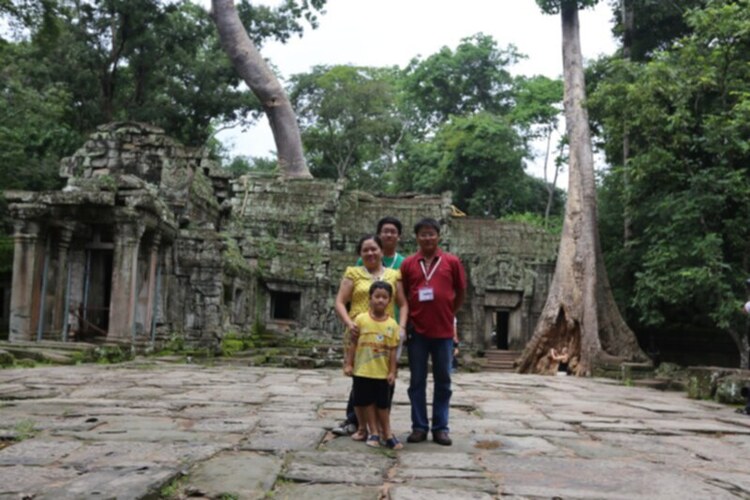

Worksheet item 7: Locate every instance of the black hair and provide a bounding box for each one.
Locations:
[413,217,441,235]
[355,234,383,255]
[376,216,403,236]
[369,280,393,297]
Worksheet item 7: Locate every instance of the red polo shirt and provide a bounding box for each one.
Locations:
[401,248,467,339]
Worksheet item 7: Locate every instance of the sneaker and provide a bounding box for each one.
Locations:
[331,421,357,436]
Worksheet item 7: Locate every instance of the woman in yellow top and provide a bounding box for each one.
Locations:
[334,234,408,337]
[334,234,408,440]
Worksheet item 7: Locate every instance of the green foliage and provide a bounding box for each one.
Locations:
[159,473,188,499]
[402,33,521,131]
[220,331,255,356]
[0,0,327,190]
[12,419,38,441]
[592,0,750,345]
[283,33,565,220]
[395,112,562,218]
[289,64,403,186]
[500,212,563,236]
[225,155,278,177]
[609,0,708,61]
[0,236,13,274]
[94,345,133,364]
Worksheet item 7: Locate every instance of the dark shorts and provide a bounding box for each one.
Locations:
[352,376,392,409]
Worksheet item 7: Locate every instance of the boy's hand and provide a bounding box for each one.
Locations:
[387,371,396,385]
[344,364,353,377]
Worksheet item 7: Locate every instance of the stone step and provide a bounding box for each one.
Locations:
[482,351,519,373]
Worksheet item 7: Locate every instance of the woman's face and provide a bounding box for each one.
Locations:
[360,238,383,269]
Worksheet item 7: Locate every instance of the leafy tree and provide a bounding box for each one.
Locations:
[593,0,750,367]
[608,0,708,61]
[519,0,646,375]
[289,65,403,186]
[401,33,522,131]
[0,0,325,189]
[0,41,79,191]
[396,113,533,217]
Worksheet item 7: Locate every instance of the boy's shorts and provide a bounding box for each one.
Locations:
[352,376,391,409]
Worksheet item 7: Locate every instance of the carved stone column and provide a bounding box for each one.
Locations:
[9,221,42,342]
[108,222,144,342]
[144,233,162,336]
[52,225,74,335]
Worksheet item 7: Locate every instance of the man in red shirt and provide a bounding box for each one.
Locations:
[401,218,466,445]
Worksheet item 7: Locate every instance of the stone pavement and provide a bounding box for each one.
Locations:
[1,362,749,499]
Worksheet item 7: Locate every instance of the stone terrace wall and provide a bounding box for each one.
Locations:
[448,218,558,349]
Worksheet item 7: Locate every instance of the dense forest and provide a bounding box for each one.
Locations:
[1,0,749,366]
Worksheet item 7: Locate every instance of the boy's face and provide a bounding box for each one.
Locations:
[370,288,391,314]
[378,223,400,250]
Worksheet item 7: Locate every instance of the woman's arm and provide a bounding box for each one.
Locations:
[334,277,357,333]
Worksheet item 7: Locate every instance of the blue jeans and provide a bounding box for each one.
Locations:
[407,333,453,433]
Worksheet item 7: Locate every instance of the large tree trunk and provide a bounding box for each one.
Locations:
[518,1,647,376]
[211,0,311,178]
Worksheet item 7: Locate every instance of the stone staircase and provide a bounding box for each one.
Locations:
[482,349,520,372]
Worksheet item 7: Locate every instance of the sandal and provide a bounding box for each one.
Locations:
[366,434,381,448]
[384,436,403,450]
[351,429,368,441]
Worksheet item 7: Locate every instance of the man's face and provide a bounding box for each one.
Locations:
[378,223,400,249]
[416,227,440,254]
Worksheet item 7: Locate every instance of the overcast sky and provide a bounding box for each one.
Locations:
[206,0,619,185]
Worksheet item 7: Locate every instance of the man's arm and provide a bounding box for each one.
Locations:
[453,287,466,315]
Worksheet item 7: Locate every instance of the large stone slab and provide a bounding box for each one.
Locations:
[59,441,222,469]
[0,439,83,465]
[282,451,394,486]
[483,455,737,499]
[272,482,381,499]
[36,466,176,500]
[240,425,325,451]
[0,465,79,496]
[185,451,282,498]
[390,486,495,500]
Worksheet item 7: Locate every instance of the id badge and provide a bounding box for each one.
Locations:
[418,287,434,302]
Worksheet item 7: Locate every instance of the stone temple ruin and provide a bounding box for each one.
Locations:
[4,122,557,352]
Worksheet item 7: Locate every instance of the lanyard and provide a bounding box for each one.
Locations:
[386,253,400,269]
[419,257,441,284]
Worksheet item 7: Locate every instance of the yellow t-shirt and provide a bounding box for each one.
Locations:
[343,266,401,321]
[352,312,400,379]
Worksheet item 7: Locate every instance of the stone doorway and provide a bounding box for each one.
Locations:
[79,249,113,340]
[495,310,510,349]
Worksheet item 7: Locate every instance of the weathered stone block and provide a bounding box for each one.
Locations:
[716,375,750,404]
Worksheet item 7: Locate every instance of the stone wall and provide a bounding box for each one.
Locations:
[224,176,558,349]
[5,123,559,352]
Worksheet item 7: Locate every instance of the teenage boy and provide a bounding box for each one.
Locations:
[401,217,466,446]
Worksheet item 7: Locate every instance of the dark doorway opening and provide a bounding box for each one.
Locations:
[495,310,509,349]
[81,249,113,339]
[271,291,301,321]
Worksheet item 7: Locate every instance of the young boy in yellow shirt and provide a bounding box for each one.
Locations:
[344,281,402,449]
